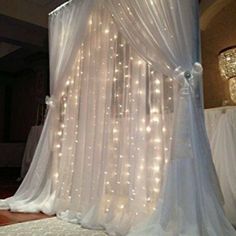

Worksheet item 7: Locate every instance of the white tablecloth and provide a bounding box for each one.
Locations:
[205,106,236,225]
[20,125,43,178]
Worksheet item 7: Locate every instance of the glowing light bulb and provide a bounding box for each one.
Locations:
[155,156,161,161]
[155,178,160,183]
[113,128,118,133]
[153,188,159,193]
[146,126,151,132]
[154,138,161,143]
[151,117,160,123]
[153,166,160,172]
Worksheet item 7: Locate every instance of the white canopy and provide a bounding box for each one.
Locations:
[1,1,235,235]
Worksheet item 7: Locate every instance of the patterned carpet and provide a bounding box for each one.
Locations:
[0,217,108,236]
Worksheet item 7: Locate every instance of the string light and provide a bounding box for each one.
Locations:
[50,7,174,217]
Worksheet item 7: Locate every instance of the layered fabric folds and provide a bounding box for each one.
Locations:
[0,0,95,215]
[0,0,235,235]
[107,0,199,75]
[49,0,95,97]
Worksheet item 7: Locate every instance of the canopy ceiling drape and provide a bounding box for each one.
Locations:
[1,0,235,235]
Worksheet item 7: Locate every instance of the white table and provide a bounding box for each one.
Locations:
[205,106,236,225]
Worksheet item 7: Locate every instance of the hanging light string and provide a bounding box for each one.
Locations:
[51,3,173,220]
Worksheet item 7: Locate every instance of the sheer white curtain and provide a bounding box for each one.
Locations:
[107,0,199,76]
[0,1,171,234]
[53,2,172,235]
[0,0,235,236]
[49,0,95,97]
[0,0,95,214]
[107,0,236,235]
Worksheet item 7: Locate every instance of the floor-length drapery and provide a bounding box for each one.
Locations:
[53,3,172,234]
[0,0,235,235]
[107,0,235,235]
[0,0,95,214]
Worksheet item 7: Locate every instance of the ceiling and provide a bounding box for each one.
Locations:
[0,0,68,75]
[0,42,20,59]
[0,0,68,28]
[27,0,60,7]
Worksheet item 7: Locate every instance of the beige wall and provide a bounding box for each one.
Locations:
[201,1,236,108]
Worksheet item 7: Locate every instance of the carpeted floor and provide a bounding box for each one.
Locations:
[0,169,106,235]
[0,217,107,236]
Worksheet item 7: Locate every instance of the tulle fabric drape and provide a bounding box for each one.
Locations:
[49,0,95,96]
[127,70,235,236]
[107,0,235,235]
[0,0,235,235]
[0,0,95,215]
[107,0,199,76]
[54,3,174,235]
[0,1,174,234]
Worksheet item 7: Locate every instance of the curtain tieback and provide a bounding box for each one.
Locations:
[45,96,55,108]
[173,63,203,96]
[174,62,203,81]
